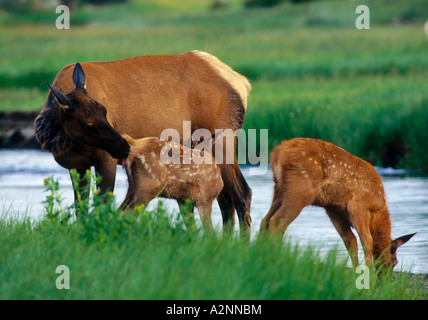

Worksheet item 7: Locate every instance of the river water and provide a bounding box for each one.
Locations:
[0,149,427,273]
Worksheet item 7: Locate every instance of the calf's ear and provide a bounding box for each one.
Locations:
[391,232,417,254]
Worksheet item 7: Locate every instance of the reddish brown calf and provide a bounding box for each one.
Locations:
[260,138,416,271]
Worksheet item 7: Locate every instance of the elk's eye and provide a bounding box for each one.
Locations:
[86,123,95,129]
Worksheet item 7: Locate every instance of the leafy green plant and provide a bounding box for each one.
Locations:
[43,175,72,224]
[42,171,193,248]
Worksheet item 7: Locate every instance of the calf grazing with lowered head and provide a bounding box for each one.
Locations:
[119,134,223,231]
[260,138,416,272]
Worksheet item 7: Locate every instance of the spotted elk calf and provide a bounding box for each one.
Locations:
[260,138,416,272]
[119,134,223,231]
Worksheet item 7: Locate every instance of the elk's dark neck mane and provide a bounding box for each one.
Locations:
[34,93,73,153]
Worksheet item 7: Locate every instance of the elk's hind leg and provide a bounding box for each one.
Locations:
[234,162,252,237]
[260,184,283,233]
[266,178,314,237]
[217,188,235,233]
[268,200,306,238]
[218,161,252,237]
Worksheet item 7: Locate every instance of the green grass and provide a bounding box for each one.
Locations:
[0,175,426,300]
[244,72,428,170]
[1,0,428,169]
[2,217,426,300]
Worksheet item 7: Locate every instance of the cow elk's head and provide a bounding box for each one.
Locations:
[47,63,130,160]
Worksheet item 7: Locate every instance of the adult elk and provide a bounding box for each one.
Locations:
[34,51,252,235]
[260,138,416,272]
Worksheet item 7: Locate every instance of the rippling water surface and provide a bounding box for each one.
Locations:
[1,149,427,273]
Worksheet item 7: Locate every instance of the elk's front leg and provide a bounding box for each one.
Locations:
[94,151,117,195]
[196,201,214,232]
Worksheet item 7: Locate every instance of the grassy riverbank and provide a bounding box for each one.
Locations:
[2,217,426,300]
[0,174,426,300]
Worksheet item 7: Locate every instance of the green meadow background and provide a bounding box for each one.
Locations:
[1,0,428,300]
[1,0,428,170]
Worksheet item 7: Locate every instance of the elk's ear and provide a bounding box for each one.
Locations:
[47,82,70,110]
[72,62,86,91]
[391,232,417,254]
